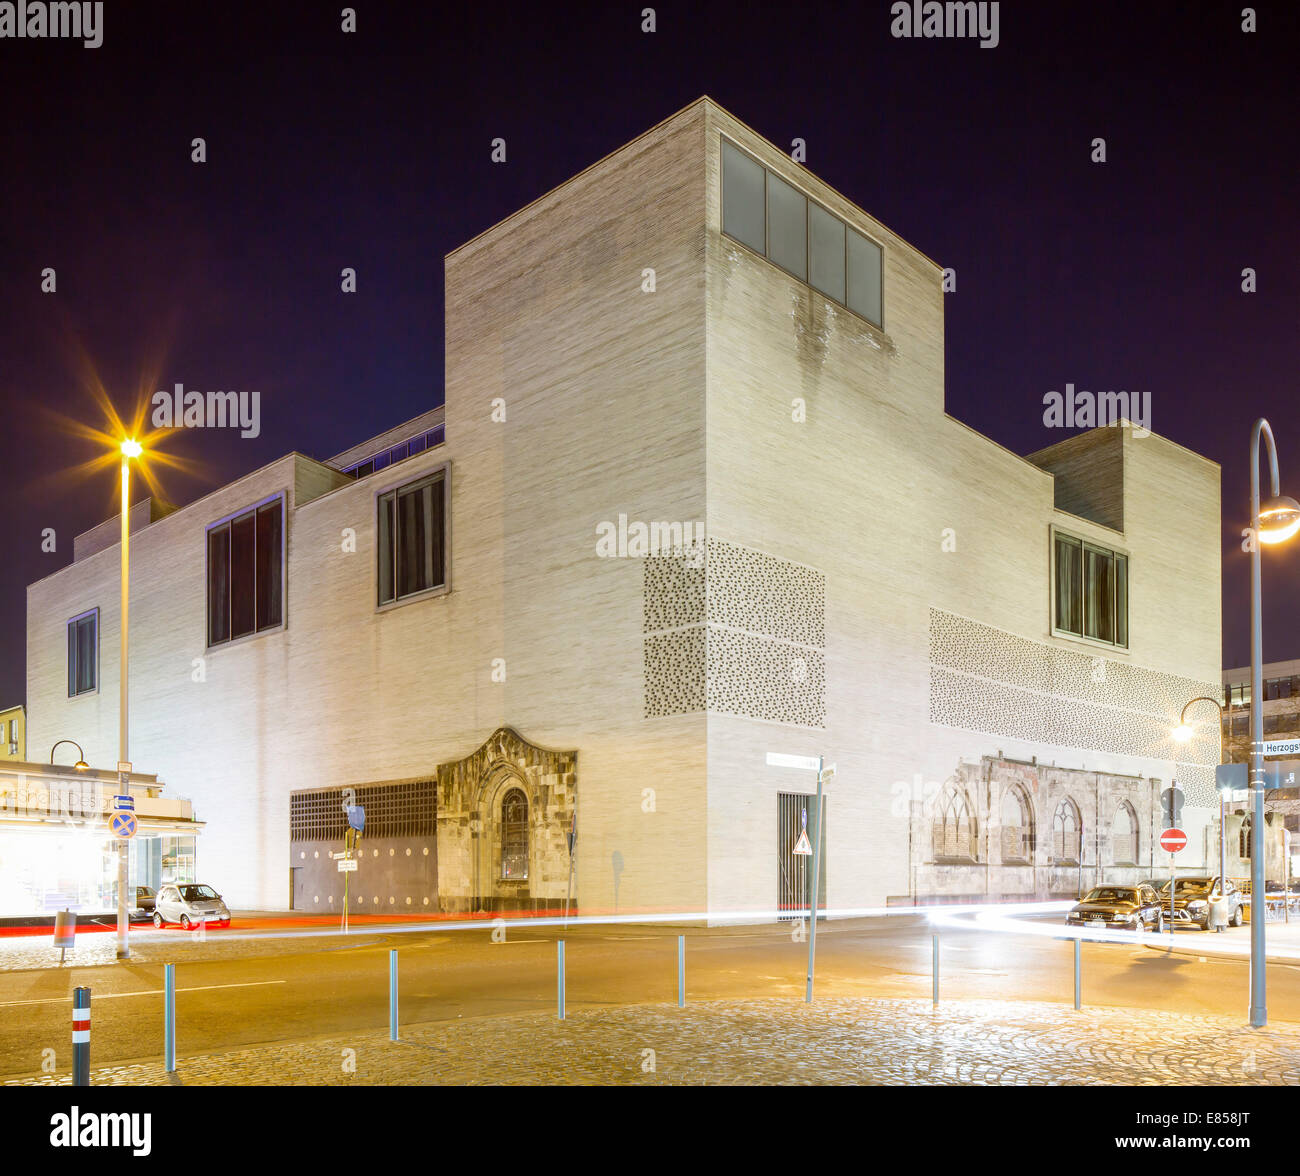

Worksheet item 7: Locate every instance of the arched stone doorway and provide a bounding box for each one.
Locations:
[435,727,577,914]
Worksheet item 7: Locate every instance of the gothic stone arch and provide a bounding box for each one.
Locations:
[435,727,577,914]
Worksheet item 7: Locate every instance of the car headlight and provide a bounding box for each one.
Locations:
[1188,900,1208,911]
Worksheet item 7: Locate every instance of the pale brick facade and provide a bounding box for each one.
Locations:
[24,98,1222,916]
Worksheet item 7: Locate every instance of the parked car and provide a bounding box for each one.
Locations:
[1066,885,1165,932]
[152,883,231,929]
[134,885,156,912]
[1159,876,1244,929]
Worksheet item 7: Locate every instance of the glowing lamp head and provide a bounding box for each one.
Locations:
[120,438,143,459]
[73,759,89,771]
[1258,494,1300,545]
[1172,723,1195,743]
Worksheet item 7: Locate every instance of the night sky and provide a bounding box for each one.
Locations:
[0,1,1295,708]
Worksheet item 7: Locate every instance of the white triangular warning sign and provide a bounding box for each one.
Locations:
[793,829,812,856]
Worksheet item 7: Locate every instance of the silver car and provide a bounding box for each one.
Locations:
[152,883,231,929]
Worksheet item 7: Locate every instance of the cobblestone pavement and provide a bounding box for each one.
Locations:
[8,997,1300,1085]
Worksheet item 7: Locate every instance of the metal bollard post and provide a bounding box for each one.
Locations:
[72,986,90,1086]
[164,964,176,1072]
[557,940,566,1020]
[677,935,685,1008]
[932,934,939,1006]
[389,949,399,1041]
[1074,938,1081,1010]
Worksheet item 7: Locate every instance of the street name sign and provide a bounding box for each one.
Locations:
[1264,738,1300,757]
[1159,827,1187,853]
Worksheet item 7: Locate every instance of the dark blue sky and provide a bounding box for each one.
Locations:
[0,0,1296,707]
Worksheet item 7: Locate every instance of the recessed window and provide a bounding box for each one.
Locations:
[766,170,807,280]
[500,788,529,880]
[720,136,884,329]
[378,470,448,606]
[809,204,846,303]
[207,498,284,647]
[1053,531,1128,649]
[721,139,766,254]
[846,228,882,326]
[67,609,98,697]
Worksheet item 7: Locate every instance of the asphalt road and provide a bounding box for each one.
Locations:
[2,913,1297,1077]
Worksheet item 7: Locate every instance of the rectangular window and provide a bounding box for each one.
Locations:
[766,170,807,280]
[378,470,448,606]
[67,610,97,697]
[721,139,766,255]
[207,498,284,647]
[1053,531,1128,648]
[1054,534,1082,635]
[809,203,846,303]
[846,227,883,327]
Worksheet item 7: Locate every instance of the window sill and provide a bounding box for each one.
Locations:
[206,624,285,654]
[376,584,450,614]
[1050,627,1130,656]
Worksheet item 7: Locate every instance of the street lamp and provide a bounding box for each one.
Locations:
[48,740,90,771]
[1173,697,1227,925]
[115,437,142,959]
[1246,419,1299,1027]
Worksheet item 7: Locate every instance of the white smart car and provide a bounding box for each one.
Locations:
[152,883,231,929]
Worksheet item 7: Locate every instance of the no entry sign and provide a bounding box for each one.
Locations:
[1159,827,1187,853]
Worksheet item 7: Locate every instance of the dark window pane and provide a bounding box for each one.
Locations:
[1114,554,1128,647]
[427,425,445,447]
[766,171,807,280]
[500,789,528,879]
[809,203,845,303]
[355,460,374,478]
[396,484,431,598]
[721,140,766,254]
[847,228,883,326]
[208,526,230,645]
[408,434,426,455]
[390,442,408,463]
[1055,536,1082,635]
[75,616,96,694]
[255,502,283,631]
[229,512,256,640]
[1084,547,1114,642]
[373,451,390,471]
[68,618,76,696]
[378,492,395,605]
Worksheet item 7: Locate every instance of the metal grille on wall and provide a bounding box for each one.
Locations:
[290,780,436,842]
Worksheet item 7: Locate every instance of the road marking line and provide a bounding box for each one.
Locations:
[0,980,286,1008]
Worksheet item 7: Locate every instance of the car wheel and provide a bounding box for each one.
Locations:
[1232,906,1243,927]
[180,915,191,930]
[152,911,163,929]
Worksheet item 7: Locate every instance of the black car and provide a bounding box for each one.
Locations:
[1067,884,1165,932]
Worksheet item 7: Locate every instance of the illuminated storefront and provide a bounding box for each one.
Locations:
[0,761,202,917]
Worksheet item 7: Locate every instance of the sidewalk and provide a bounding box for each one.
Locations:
[7,997,1300,1086]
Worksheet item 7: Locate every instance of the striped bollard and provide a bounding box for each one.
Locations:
[389,949,399,1041]
[72,986,90,1086]
[677,935,685,1008]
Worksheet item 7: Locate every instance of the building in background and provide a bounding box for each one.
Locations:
[1221,659,1300,882]
[23,98,1223,918]
[0,704,24,760]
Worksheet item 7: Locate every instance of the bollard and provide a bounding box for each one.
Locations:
[677,935,685,1009]
[389,949,398,1041]
[1074,938,1081,1010]
[72,986,90,1086]
[164,964,176,1072]
[932,934,939,1006]
[54,909,76,965]
[557,940,566,1020]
